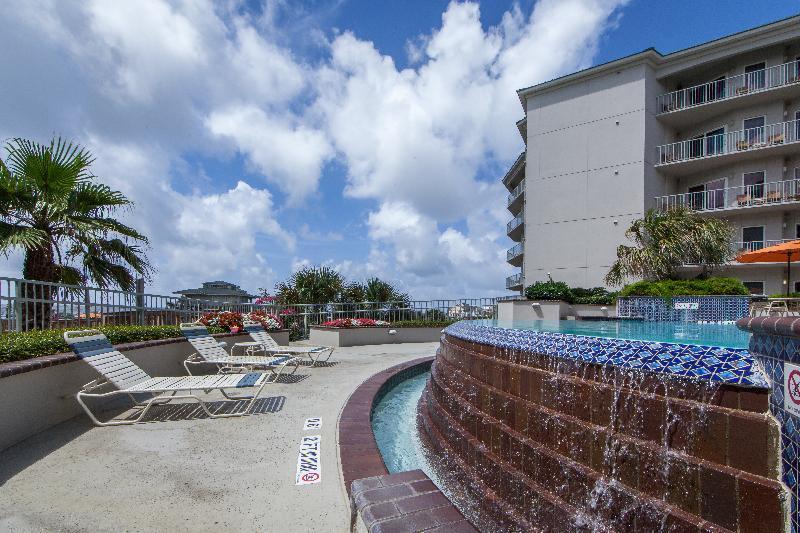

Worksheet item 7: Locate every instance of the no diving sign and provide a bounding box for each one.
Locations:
[786,363,800,419]
[295,435,322,485]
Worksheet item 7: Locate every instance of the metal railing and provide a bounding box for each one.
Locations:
[0,276,496,336]
[732,239,794,254]
[507,243,524,261]
[507,179,525,206]
[505,273,523,289]
[657,119,800,165]
[655,178,800,212]
[507,214,524,234]
[656,59,800,114]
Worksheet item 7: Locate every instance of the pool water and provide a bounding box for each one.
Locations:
[372,371,430,473]
[482,319,750,349]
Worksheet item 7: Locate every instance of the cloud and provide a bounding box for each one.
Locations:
[0,0,627,298]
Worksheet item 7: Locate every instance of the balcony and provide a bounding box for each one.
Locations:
[507,242,524,266]
[507,214,524,242]
[507,179,525,214]
[655,119,800,175]
[732,239,794,255]
[656,60,800,128]
[506,273,523,290]
[654,179,800,215]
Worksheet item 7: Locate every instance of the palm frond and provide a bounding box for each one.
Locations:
[0,223,49,253]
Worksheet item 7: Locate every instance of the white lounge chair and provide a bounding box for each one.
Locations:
[236,321,334,365]
[65,330,275,426]
[180,323,300,376]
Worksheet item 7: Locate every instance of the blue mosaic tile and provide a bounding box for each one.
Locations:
[617,296,750,322]
[444,321,768,389]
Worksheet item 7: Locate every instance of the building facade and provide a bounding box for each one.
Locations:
[505,16,800,296]
[174,280,256,304]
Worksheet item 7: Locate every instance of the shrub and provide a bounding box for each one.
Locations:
[570,287,618,305]
[525,279,573,302]
[0,324,226,364]
[768,292,800,298]
[619,277,749,298]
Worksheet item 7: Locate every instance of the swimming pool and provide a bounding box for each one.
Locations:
[480,318,750,349]
[372,371,430,474]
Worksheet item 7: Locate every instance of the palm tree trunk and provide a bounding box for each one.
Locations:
[21,246,59,330]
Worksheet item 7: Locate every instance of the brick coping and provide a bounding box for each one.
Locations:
[0,332,246,379]
[736,316,800,338]
[338,356,434,498]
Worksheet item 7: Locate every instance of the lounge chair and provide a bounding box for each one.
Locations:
[235,321,334,366]
[179,323,299,376]
[64,330,274,426]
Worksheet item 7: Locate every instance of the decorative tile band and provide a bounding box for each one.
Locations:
[444,321,767,389]
[736,317,800,532]
[617,296,751,322]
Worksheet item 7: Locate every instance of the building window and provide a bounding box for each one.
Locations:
[744,62,766,90]
[742,226,764,252]
[795,223,800,239]
[742,116,765,146]
[743,281,764,295]
[742,170,765,200]
[794,281,800,293]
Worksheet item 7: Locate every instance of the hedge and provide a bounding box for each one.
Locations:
[525,281,617,305]
[619,277,749,298]
[0,325,225,365]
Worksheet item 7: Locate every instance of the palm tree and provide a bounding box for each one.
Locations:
[605,208,733,286]
[364,277,408,304]
[275,266,345,305]
[0,137,151,328]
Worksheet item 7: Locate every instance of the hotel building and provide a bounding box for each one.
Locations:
[505,16,800,296]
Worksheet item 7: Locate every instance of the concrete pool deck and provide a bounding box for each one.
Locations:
[0,342,439,533]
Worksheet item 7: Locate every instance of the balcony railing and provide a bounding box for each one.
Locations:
[507,243,524,261]
[656,119,800,165]
[507,179,525,206]
[655,179,800,212]
[506,273,523,289]
[732,239,794,254]
[507,214,524,234]
[657,59,800,114]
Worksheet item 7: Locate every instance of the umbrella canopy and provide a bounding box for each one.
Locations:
[737,239,800,263]
[737,239,800,296]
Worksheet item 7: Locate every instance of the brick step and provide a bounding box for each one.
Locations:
[441,337,780,479]
[429,358,785,531]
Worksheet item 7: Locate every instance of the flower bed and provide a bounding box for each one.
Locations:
[198,310,284,331]
[320,318,390,328]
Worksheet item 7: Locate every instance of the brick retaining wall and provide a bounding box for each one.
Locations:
[418,334,788,531]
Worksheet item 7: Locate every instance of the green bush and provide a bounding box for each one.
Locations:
[525,280,573,302]
[619,277,749,298]
[768,292,800,298]
[390,320,457,328]
[570,287,618,305]
[0,324,226,364]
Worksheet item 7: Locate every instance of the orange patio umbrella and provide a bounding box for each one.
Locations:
[737,239,800,296]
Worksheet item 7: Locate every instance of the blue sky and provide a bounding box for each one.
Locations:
[1,1,798,298]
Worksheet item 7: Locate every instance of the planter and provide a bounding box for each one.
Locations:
[308,326,444,347]
[571,303,616,319]
[497,299,570,321]
[0,332,253,452]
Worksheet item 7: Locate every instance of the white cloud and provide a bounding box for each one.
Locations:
[0,0,627,298]
[206,105,332,203]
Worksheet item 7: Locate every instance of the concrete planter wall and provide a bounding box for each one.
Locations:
[497,300,616,321]
[308,326,444,347]
[0,330,288,452]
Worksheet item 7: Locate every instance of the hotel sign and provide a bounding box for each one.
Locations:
[786,363,800,419]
